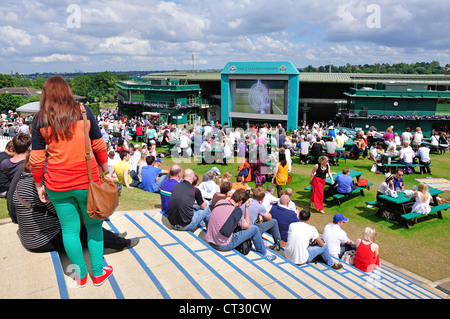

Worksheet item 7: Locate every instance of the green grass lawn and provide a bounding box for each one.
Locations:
[1,148,449,282]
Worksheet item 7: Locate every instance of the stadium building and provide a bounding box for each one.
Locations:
[116,64,450,135]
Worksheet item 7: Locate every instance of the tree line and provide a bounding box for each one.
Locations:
[301,61,450,75]
[0,71,129,114]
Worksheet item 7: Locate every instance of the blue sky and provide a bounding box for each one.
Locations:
[1,0,449,74]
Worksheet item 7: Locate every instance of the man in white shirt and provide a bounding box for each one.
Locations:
[284,209,343,269]
[262,184,278,212]
[416,143,432,175]
[276,188,298,213]
[322,214,355,259]
[398,141,415,165]
[400,128,412,143]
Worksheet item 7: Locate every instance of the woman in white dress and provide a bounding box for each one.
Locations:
[410,183,432,215]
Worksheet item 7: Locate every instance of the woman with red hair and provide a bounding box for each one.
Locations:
[30,76,113,287]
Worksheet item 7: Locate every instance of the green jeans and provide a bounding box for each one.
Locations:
[47,188,104,278]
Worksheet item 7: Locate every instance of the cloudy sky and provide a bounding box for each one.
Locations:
[1,0,450,74]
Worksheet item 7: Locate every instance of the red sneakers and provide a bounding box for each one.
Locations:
[76,274,88,288]
[93,266,114,286]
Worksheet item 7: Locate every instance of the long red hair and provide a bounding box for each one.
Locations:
[37,76,81,142]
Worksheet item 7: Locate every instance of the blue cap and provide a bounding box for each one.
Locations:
[333,213,349,223]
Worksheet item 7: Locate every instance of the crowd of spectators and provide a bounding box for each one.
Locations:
[2,103,449,286]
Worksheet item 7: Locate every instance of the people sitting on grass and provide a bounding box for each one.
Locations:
[111,150,141,189]
[231,175,248,193]
[284,209,343,270]
[139,156,169,193]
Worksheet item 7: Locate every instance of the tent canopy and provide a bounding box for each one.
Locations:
[16,101,40,115]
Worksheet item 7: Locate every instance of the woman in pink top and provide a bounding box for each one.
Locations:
[383,127,394,143]
[355,226,380,272]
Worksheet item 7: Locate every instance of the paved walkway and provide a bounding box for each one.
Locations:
[1,210,448,301]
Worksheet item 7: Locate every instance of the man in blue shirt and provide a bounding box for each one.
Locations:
[139,156,169,193]
[333,167,357,194]
[160,165,182,213]
[392,169,404,191]
[269,195,300,243]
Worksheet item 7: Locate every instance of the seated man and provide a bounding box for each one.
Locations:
[160,165,182,214]
[392,169,405,192]
[241,186,281,250]
[1,133,30,183]
[397,141,415,167]
[269,195,300,244]
[210,181,232,210]
[205,189,276,261]
[197,170,220,201]
[261,184,278,212]
[416,142,432,175]
[276,188,298,213]
[333,167,358,194]
[167,168,211,231]
[322,213,355,259]
[284,209,343,270]
[139,156,169,193]
[0,140,15,198]
[111,150,141,189]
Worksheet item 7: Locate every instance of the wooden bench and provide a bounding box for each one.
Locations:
[332,187,365,206]
[401,203,449,229]
[366,200,382,207]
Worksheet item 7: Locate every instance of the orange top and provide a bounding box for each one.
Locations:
[30,105,107,192]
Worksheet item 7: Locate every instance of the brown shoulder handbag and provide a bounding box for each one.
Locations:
[81,105,119,220]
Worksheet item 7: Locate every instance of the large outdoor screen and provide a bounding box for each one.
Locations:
[231,79,288,116]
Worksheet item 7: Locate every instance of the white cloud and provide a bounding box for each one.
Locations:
[0,25,33,46]
[0,0,449,73]
[30,54,89,63]
[97,36,152,55]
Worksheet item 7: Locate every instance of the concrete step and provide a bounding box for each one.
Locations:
[0,210,447,300]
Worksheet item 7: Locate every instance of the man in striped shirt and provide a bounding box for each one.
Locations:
[160,164,182,213]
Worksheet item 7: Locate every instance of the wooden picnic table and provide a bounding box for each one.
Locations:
[326,169,362,185]
[379,152,398,164]
[376,186,444,224]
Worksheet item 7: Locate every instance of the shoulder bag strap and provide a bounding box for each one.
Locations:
[80,104,93,183]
